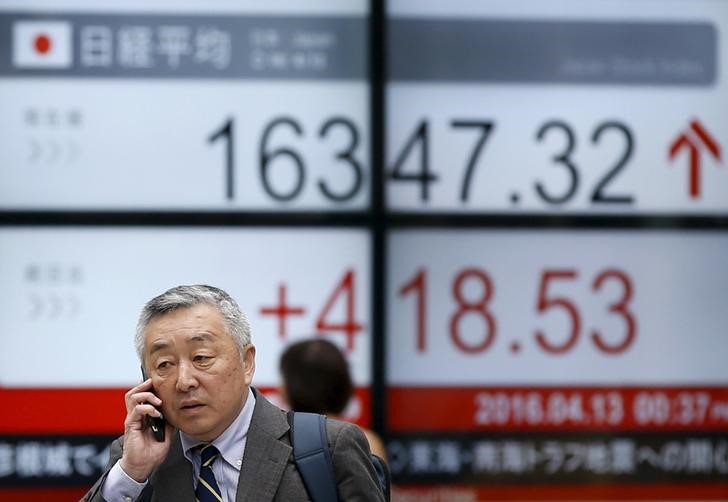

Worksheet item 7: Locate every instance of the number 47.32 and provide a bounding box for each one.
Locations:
[388,118,634,205]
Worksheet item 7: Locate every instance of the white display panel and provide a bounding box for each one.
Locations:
[386,0,728,214]
[0,227,371,387]
[387,229,728,385]
[0,1,369,211]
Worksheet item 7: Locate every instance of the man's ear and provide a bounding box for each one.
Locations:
[243,344,256,384]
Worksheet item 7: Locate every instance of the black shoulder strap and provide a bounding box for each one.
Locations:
[288,411,339,502]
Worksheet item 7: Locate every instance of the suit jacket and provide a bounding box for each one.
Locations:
[81,388,385,501]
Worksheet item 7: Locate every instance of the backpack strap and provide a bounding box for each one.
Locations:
[288,411,339,502]
[371,454,391,501]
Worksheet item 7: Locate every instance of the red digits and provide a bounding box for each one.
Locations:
[590,269,636,354]
[399,268,428,352]
[315,269,364,352]
[534,269,581,354]
[450,268,497,353]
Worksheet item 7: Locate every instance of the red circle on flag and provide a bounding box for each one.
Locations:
[34,34,52,54]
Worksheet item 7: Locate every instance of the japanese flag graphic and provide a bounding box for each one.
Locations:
[13,21,73,68]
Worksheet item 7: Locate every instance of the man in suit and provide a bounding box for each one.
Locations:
[82,284,385,502]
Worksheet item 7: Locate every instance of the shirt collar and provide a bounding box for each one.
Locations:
[180,387,256,470]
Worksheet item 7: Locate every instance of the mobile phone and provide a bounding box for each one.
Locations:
[140,365,166,442]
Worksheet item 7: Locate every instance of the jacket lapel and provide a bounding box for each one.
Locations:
[235,389,292,502]
[150,433,196,502]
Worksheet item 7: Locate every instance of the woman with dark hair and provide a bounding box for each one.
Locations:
[280,338,387,461]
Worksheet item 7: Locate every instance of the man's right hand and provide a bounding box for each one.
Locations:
[119,379,173,482]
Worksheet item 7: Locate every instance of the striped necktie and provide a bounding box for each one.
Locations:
[195,444,223,502]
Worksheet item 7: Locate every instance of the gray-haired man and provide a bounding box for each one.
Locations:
[82,284,384,502]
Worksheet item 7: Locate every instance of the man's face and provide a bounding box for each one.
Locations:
[143,303,255,442]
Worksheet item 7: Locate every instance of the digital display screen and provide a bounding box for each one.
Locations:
[0,1,369,211]
[1,0,727,500]
[386,0,728,214]
[0,227,371,387]
[383,0,728,499]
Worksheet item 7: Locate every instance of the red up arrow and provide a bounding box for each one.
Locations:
[668,119,722,199]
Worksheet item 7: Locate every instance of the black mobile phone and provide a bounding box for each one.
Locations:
[140,365,166,442]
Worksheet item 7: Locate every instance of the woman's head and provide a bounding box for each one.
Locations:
[279,338,353,415]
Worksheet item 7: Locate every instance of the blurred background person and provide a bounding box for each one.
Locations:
[280,338,387,462]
